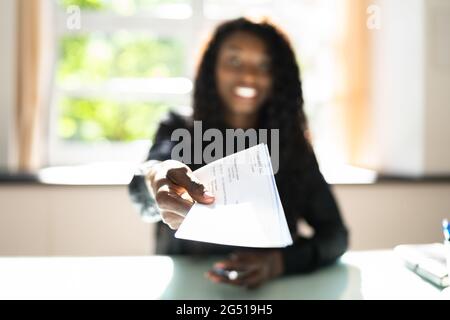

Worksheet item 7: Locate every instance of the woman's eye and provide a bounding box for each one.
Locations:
[228,56,241,67]
[259,62,271,73]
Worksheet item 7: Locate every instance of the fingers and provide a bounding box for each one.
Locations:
[214,259,250,273]
[205,268,261,288]
[160,211,183,230]
[152,177,185,196]
[155,184,194,217]
[242,271,265,289]
[206,257,261,288]
[205,270,228,284]
[166,167,214,204]
[145,160,214,230]
[205,251,281,289]
[205,269,246,286]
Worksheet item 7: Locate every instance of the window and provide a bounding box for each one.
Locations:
[50,0,360,182]
[51,0,196,164]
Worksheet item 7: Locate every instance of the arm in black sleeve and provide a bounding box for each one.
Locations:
[128,112,188,222]
[280,156,349,275]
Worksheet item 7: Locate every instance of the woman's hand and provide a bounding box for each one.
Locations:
[145,160,214,230]
[206,250,284,289]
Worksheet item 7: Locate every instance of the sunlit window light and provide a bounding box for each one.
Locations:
[152,4,192,19]
[38,161,138,185]
[61,77,193,96]
[109,77,193,94]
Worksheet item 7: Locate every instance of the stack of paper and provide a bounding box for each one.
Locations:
[175,144,293,248]
[394,243,449,288]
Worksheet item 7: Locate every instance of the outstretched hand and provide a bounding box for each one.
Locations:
[145,160,215,229]
[206,250,284,289]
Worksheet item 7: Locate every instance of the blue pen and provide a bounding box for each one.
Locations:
[443,219,450,242]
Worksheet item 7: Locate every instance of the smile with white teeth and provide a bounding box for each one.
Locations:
[235,86,257,98]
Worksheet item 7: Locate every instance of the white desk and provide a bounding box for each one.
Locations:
[0,251,448,300]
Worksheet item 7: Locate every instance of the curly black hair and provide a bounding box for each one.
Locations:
[192,17,317,224]
[194,18,313,165]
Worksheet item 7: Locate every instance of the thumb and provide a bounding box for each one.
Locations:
[166,167,214,204]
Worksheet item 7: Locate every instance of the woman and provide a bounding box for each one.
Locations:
[129,17,348,288]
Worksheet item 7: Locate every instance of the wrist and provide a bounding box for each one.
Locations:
[129,161,161,221]
[138,160,161,177]
[138,160,161,187]
[135,160,161,211]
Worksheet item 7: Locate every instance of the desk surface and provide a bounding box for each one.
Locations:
[0,251,448,300]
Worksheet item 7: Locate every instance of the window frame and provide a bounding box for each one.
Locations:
[48,0,346,170]
[49,0,209,165]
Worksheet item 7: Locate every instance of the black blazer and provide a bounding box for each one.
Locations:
[129,112,349,275]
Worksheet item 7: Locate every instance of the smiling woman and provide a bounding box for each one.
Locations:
[129,17,349,289]
[216,31,273,129]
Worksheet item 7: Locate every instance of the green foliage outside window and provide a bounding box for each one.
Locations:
[59,98,170,141]
[58,0,189,12]
[59,0,104,10]
[58,34,183,85]
[55,0,188,142]
[56,31,184,142]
